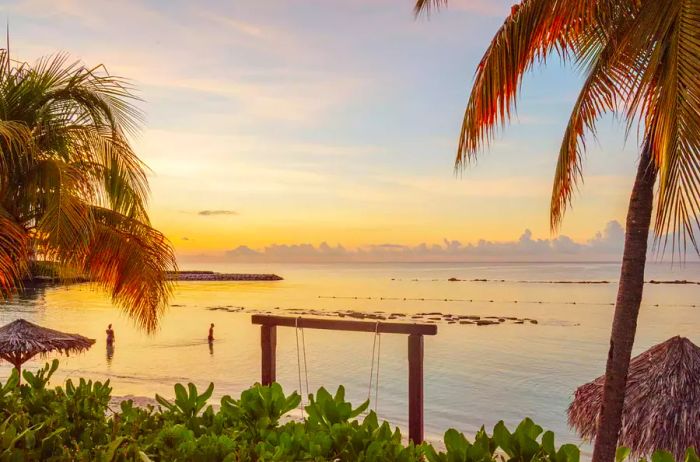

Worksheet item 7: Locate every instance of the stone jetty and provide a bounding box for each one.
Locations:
[168,271,283,281]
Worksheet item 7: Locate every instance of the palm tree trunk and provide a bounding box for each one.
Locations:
[591,145,656,462]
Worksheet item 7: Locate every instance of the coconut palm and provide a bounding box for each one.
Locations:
[414,1,700,461]
[0,49,176,332]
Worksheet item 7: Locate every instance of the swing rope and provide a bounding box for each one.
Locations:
[294,317,309,420]
[301,324,309,397]
[367,321,381,414]
[367,324,377,403]
[375,329,381,413]
[295,316,381,421]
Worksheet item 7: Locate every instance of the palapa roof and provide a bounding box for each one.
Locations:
[0,319,95,360]
[568,336,700,460]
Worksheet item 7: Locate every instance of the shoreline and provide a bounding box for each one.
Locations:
[22,271,284,286]
[167,271,283,281]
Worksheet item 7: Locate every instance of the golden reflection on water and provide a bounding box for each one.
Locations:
[1,262,699,446]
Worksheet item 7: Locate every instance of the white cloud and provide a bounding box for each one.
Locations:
[214,220,627,263]
[197,210,239,216]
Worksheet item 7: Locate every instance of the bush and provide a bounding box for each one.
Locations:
[0,361,695,461]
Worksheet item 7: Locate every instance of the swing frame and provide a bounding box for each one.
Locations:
[251,314,438,444]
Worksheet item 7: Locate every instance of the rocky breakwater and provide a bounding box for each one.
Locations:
[168,271,283,281]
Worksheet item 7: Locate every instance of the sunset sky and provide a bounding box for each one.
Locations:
[3,0,645,261]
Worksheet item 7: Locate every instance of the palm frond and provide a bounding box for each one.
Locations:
[550,13,638,230]
[26,53,143,136]
[68,126,150,220]
[31,159,94,262]
[414,0,447,17]
[455,0,606,168]
[0,120,34,175]
[0,209,28,297]
[0,48,174,329]
[616,0,700,256]
[79,207,177,332]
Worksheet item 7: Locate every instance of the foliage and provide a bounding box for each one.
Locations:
[423,419,580,462]
[220,382,300,433]
[0,361,697,461]
[617,448,700,462]
[0,48,176,331]
[155,382,214,433]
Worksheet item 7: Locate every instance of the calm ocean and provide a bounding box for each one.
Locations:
[1,261,699,449]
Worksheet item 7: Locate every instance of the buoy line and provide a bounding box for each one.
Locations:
[316,295,698,308]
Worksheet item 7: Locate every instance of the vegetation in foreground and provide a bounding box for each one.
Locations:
[0,361,697,462]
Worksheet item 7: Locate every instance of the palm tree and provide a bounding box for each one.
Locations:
[0,49,176,332]
[414,1,700,461]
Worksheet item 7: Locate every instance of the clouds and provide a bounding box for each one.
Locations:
[198,210,239,216]
[217,221,627,263]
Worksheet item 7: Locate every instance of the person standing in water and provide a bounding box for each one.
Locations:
[106,324,115,345]
[208,323,215,342]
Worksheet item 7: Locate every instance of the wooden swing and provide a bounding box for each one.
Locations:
[251,314,437,443]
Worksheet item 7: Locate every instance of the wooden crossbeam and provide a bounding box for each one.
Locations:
[251,314,437,335]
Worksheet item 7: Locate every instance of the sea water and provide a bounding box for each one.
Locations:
[1,262,699,448]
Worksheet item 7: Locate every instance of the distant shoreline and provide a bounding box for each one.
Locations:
[167,271,283,281]
[22,271,283,286]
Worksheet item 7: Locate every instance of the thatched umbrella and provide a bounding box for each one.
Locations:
[0,319,95,377]
[569,336,700,460]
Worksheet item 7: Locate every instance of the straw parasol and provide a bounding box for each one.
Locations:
[568,336,700,459]
[0,319,95,377]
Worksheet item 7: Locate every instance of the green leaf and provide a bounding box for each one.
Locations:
[155,394,175,412]
[443,428,468,459]
[349,399,370,419]
[284,392,301,414]
[616,447,631,462]
[105,436,128,461]
[558,444,581,462]
[514,417,543,440]
[493,421,513,455]
[193,382,214,415]
[650,450,676,462]
[685,448,700,462]
[174,383,187,405]
[335,385,346,403]
[542,431,555,456]
[2,369,19,392]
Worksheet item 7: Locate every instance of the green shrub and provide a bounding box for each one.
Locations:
[616,448,700,462]
[0,361,696,461]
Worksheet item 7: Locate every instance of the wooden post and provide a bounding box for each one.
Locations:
[408,334,424,444]
[261,324,277,385]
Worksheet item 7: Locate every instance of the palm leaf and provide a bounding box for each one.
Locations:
[453,0,610,167]
[414,0,447,16]
[615,0,700,255]
[0,209,28,297]
[79,207,176,332]
[31,159,95,262]
[68,126,150,220]
[550,11,639,229]
[0,120,34,176]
